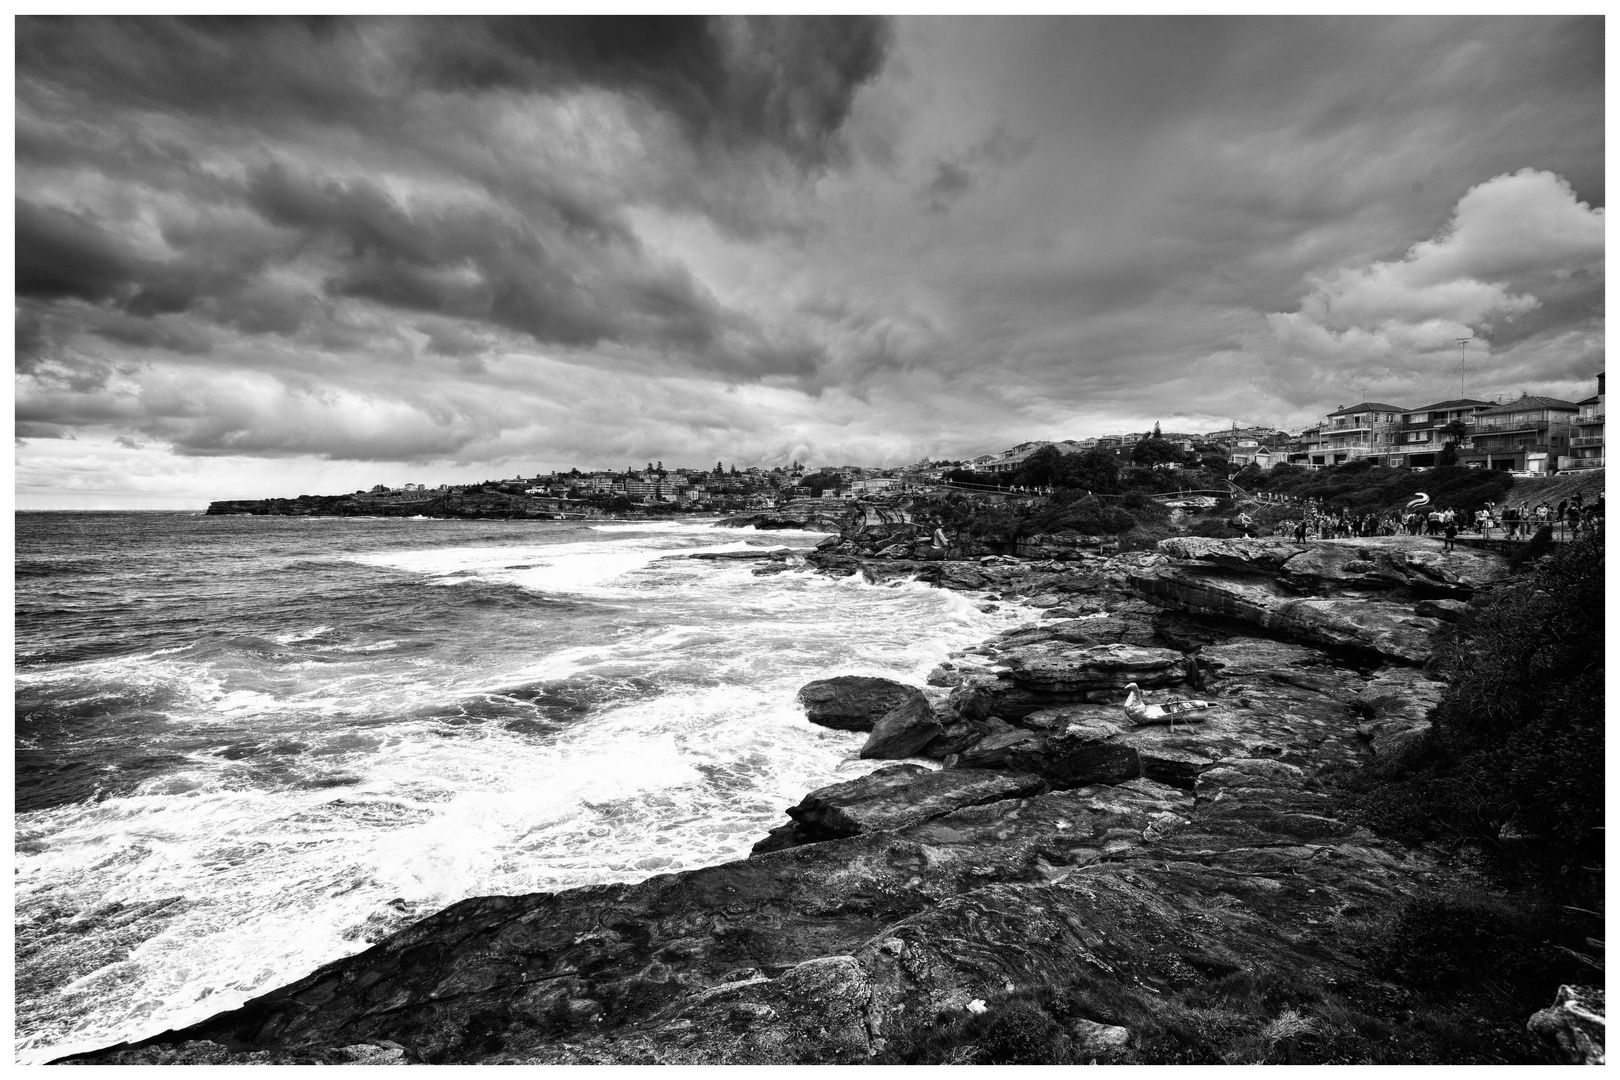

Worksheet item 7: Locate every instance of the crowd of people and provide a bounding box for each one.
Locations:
[1273,491,1602,550]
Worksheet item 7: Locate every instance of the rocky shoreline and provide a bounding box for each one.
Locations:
[56,530,1591,1065]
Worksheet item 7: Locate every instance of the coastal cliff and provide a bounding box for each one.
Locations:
[58,534,1598,1065]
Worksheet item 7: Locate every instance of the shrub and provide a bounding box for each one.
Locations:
[1427,531,1604,853]
[1187,518,1247,539]
[1027,495,1139,535]
[1335,531,1604,881]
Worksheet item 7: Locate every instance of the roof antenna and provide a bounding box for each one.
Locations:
[1457,337,1471,399]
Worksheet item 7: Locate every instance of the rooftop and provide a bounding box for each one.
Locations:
[1326,401,1407,416]
[1476,395,1579,415]
[1405,398,1496,413]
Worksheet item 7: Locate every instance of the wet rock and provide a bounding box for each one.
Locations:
[797,676,921,732]
[684,548,798,561]
[1128,565,1444,664]
[1157,536,1301,573]
[952,729,1048,770]
[780,764,1047,844]
[1528,984,1605,1065]
[1007,736,1142,788]
[1413,598,1469,621]
[1002,642,1187,695]
[860,695,946,760]
[1353,667,1447,768]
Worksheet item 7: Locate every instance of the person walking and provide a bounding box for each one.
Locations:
[1443,519,1458,552]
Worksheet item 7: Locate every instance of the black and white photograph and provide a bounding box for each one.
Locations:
[14,14,1605,1065]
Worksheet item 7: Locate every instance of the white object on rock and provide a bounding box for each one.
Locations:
[1122,682,1213,726]
[966,999,988,1015]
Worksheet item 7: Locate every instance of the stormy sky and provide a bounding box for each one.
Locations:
[15,15,1605,507]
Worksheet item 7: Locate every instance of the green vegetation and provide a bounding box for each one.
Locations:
[1338,531,1603,868]
[1236,461,1514,515]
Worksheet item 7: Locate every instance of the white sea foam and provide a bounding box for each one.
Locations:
[15,526,1033,1061]
[588,519,725,533]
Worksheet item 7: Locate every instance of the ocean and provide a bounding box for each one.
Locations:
[13,511,1027,1062]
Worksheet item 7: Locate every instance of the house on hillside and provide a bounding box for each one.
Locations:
[1463,394,1578,473]
[1285,426,1323,467]
[1559,373,1605,471]
[1383,398,1495,468]
[1308,401,1408,467]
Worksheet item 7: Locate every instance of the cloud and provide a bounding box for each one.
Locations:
[12,16,1603,505]
[918,122,1035,212]
[17,16,891,169]
[1254,169,1603,410]
[15,16,895,402]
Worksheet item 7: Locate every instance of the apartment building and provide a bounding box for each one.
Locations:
[1304,402,1407,467]
[1462,394,1578,473]
[1383,398,1495,468]
[1559,372,1605,471]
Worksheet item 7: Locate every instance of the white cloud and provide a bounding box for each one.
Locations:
[1251,168,1603,416]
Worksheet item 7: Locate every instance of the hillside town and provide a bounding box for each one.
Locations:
[341,373,1603,516]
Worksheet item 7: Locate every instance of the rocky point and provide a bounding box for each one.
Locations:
[58,534,1584,1065]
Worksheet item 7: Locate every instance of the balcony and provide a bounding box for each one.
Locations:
[1570,436,1605,448]
[1557,456,1605,470]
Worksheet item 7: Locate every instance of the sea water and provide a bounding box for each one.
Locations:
[14,512,1028,1061]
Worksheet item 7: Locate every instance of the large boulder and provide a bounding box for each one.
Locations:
[1352,667,1447,767]
[947,642,1190,722]
[1156,536,1302,574]
[860,694,946,760]
[1001,642,1187,695]
[797,676,921,732]
[1128,565,1444,664]
[1277,542,1507,598]
[1528,984,1605,1065]
[752,765,1047,853]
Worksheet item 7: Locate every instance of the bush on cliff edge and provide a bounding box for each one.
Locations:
[1430,530,1605,854]
[1344,531,1604,869]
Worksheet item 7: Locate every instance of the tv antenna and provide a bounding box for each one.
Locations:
[1457,337,1471,399]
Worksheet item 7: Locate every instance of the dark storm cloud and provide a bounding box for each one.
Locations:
[12,15,1604,494]
[410,16,892,166]
[15,201,144,305]
[16,15,891,167]
[16,14,892,399]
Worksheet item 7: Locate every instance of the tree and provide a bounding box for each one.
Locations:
[1131,437,1180,469]
[1152,421,1162,438]
[1014,445,1064,488]
[1437,419,1470,467]
[1063,448,1121,493]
